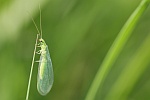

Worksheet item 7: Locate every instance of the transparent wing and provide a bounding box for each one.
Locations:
[37,46,54,95]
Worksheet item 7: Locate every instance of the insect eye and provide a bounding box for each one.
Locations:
[39,40,42,42]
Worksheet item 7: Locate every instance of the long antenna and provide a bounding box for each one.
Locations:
[30,16,41,36]
[39,4,43,38]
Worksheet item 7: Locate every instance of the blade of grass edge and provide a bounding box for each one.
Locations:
[85,0,150,100]
[105,31,150,100]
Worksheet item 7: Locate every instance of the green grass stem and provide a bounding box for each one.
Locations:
[105,32,150,100]
[85,0,150,100]
[26,34,39,100]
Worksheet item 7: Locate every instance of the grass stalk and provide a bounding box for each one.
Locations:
[85,0,150,100]
[26,34,39,100]
[105,32,150,100]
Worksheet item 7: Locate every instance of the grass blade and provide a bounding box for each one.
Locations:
[105,33,150,100]
[85,0,150,100]
[26,34,39,100]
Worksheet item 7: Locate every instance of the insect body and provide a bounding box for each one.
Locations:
[37,38,54,95]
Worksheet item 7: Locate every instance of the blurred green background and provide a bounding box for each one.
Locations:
[0,0,150,100]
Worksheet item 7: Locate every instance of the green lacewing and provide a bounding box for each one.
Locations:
[26,6,54,100]
[36,38,54,95]
[32,7,54,95]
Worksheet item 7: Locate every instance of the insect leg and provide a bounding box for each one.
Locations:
[35,60,41,62]
[36,42,41,46]
[36,43,41,47]
[36,50,41,54]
